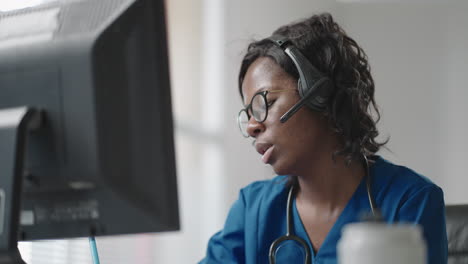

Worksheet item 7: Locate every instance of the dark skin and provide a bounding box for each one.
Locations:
[242,57,365,253]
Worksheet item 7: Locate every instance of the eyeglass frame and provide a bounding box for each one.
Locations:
[237,89,296,138]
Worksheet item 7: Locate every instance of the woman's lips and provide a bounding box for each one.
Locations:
[261,145,274,164]
[255,142,274,164]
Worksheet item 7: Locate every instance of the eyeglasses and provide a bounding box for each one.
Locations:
[237,89,295,138]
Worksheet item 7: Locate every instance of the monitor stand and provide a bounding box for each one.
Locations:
[0,107,42,264]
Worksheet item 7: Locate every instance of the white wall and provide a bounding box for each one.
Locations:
[337,2,468,204]
[440,2,468,204]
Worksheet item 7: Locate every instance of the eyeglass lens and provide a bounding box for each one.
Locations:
[238,110,249,137]
[237,92,267,137]
[251,92,267,121]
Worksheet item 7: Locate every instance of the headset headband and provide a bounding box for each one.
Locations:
[268,35,332,122]
[268,35,325,88]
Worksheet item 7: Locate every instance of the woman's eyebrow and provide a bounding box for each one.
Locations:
[257,85,283,92]
[243,85,288,105]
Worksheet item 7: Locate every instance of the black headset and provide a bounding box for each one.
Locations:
[266,36,381,264]
[268,35,333,123]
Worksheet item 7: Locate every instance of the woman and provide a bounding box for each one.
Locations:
[200,13,447,264]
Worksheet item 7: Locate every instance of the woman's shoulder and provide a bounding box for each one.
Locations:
[373,156,437,184]
[372,155,443,200]
[239,175,289,204]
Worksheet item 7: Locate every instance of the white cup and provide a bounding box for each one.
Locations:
[337,222,426,264]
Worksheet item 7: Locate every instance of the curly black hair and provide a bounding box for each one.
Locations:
[238,13,387,164]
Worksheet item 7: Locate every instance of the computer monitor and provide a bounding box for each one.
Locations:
[0,0,179,257]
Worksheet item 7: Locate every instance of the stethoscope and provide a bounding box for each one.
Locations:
[268,155,379,264]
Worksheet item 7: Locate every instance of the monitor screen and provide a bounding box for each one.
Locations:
[0,0,179,241]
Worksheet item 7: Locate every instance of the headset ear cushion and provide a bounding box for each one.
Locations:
[298,77,330,112]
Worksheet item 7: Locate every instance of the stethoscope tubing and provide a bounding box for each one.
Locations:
[268,184,311,264]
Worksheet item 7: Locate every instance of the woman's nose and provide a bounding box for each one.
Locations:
[246,117,265,138]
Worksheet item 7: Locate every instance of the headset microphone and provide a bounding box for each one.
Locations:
[279,77,330,123]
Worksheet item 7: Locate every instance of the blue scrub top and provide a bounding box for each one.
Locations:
[199,156,448,264]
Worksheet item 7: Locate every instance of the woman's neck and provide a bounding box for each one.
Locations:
[295,155,365,214]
